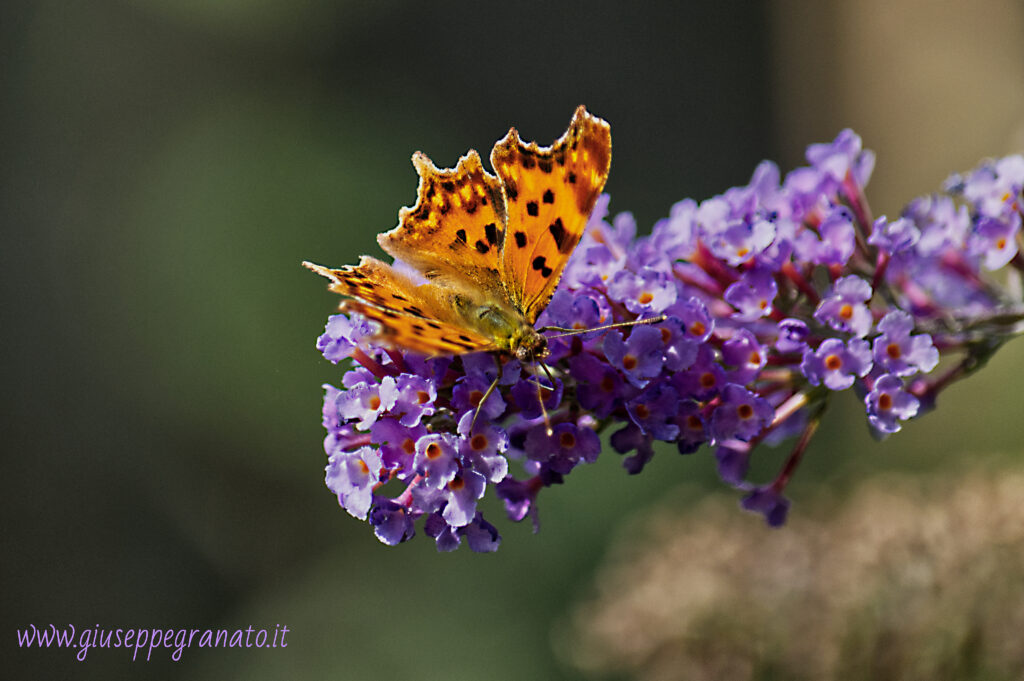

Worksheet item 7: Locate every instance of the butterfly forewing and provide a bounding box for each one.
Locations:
[491,106,611,323]
[377,150,508,296]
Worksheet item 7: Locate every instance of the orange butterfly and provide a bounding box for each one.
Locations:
[304,106,611,363]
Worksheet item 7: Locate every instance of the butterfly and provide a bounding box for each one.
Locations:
[304,105,612,363]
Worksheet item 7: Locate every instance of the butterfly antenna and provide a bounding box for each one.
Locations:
[470,359,504,435]
[540,314,667,340]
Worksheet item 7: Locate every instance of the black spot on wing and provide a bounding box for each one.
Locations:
[532,256,546,271]
[403,306,427,318]
[456,229,467,244]
[542,189,554,204]
[549,217,571,253]
[475,240,489,254]
[485,222,498,246]
[526,201,539,217]
[514,231,527,248]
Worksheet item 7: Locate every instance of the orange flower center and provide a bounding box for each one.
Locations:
[839,303,854,320]
[824,354,843,371]
[737,403,754,419]
[469,390,484,407]
[638,292,654,304]
[689,321,706,337]
[623,355,638,370]
[416,390,431,404]
[559,432,576,448]
[470,434,488,451]
[369,396,381,410]
[634,404,651,419]
[886,343,902,360]
[878,393,893,410]
[402,438,415,455]
[425,442,442,459]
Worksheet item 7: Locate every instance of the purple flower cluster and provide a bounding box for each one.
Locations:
[315,131,1024,548]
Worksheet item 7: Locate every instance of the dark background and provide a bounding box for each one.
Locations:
[3,1,1023,679]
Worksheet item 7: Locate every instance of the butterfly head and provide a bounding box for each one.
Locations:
[511,325,549,363]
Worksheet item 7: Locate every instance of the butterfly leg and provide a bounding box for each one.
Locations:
[469,359,504,435]
[532,359,555,437]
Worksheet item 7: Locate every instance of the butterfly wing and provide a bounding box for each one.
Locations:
[376,149,508,296]
[303,258,494,356]
[491,106,611,323]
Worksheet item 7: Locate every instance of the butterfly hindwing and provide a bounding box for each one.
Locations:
[341,300,493,355]
[303,258,494,356]
[491,105,612,323]
[377,150,508,295]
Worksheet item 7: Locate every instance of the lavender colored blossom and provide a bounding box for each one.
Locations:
[610,423,656,474]
[740,486,791,527]
[368,500,415,546]
[721,329,767,385]
[414,433,460,490]
[865,374,920,434]
[724,267,777,321]
[568,352,625,417]
[603,326,665,388]
[714,444,750,486]
[325,446,383,520]
[705,217,776,266]
[868,215,919,254]
[310,131,1024,548]
[814,276,874,338]
[525,422,601,474]
[380,374,436,427]
[814,206,857,265]
[317,314,375,363]
[872,311,940,377]
[968,214,1021,271]
[801,338,873,391]
[607,267,678,315]
[775,318,809,354]
[626,382,681,441]
[709,384,774,442]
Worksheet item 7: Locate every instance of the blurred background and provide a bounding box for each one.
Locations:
[3,1,1023,679]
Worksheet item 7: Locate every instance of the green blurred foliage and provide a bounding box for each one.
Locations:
[2,1,1021,680]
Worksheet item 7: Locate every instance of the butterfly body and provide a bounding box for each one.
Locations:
[305,106,610,360]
